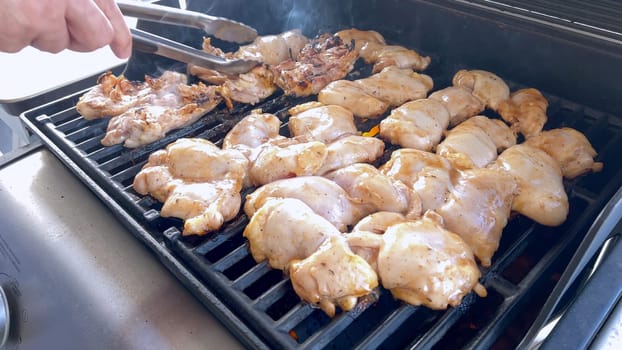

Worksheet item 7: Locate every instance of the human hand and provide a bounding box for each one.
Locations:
[0,0,132,58]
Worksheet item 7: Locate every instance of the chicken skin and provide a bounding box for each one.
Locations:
[132,138,248,236]
[325,163,422,219]
[524,127,603,179]
[492,144,568,226]
[452,69,510,111]
[248,140,328,186]
[335,28,386,54]
[359,41,431,73]
[318,67,434,118]
[288,102,358,143]
[222,109,283,153]
[244,176,361,232]
[314,135,385,175]
[498,88,548,138]
[243,198,340,270]
[429,86,485,126]
[435,168,517,267]
[317,80,389,119]
[101,82,224,148]
[379,98,450,151]
[289,235,379,317]
[436,115,516,169]
[380,148,454,212]
[346,211,486,309]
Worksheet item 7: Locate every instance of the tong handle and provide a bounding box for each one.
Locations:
[131,28,258,74]
[117,0,257,43]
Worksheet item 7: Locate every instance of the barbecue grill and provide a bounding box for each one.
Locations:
[11,0,622,348]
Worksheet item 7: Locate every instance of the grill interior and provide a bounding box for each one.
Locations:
[20,0,622,348]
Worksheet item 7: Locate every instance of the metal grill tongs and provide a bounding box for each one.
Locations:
[117,0,260,74]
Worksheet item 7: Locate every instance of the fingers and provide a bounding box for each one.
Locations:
[65,0,114,53]
[65,0,132,58]
[95,0,132,59]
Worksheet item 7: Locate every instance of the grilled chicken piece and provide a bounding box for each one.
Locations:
[222,109,283,153]
[243,198,340,270]
[435,168,517,267]
[244,176,361,232]
[218,65,277,105]
[318,67,434,118]
[492,144,568,226]
[101,82,224,148]
[346,211,486,309]
[235,29,309,64]
[288,102,358,143]
[289,235,378,317]
[272,34,358,96]
[358,67,434,107]
[317,80,389,118]
[132,138,248,236]
[524,127,603,179]
[429,86,485,126]
[379,98,450,151]
[314,135,385,175]
[380,148,454,212]
[452,69,510,111]
[325,163,421,219]
[77,70,187,120]
[335,28,386,53]
[436,115,516,169]
[359,41,431,73]
[189,30,309,84]
[347,212,408,271]
[498,88,548,138]
[249,140,328,186]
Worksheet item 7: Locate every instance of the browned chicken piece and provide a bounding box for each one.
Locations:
[498,88,548,138]
[288,102,358,143]
[248,140,328,185]
[429,86,485,126]
[525,127,603,179]
[359,41,431,73]
[244,176,362,232]
[243,197,341,270]
[453,69,510,111]
[189,30,309,84]
[132,138,248,236]
[319,67,434,119]
[436,115,516,169]
[335,28,386,53]
[77,70,187,120]
[346,211,486,309]
[491,144,569,227]
[325,163,421,219]
[101,82,224,148]
[380,148,455,212]
[314,135,385,175]
[379,98,450,151]
[271,34,358,96]
[289,235,379,317]
[317,80,389,118]
[435,168,518,267]
[218,65,277,105]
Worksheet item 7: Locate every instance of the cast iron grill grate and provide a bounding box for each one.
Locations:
[20,65,622,348]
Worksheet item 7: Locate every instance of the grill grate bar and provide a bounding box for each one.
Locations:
[275,303,316,331]
[353,305,417,350]
[232,261,271,291]
[212,244,251,273]
[251,278,291,311]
